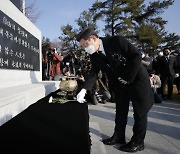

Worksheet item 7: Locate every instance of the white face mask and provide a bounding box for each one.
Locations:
[141,53,145,58]
[158,51,163,57]
[85,45,96,55]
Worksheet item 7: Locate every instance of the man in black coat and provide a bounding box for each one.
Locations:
[157,48,178,100]
[76,28,154,152]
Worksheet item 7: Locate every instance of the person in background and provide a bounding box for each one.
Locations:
[45,46,55,80]
[75,28,154,153]
[157,48,177,100]
[61,51,78,76]
[53,48,63,81]
[42,54,47,80]
[152,51,163,75]
[149,69,162,104]
[141,51,153,72]
[174,51,180,94]
[45,47,63,80]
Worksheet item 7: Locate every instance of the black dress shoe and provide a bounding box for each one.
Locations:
[167,96,172,100]
[162,96,167,100]
[119,141,144,152]
[102,134,126,145]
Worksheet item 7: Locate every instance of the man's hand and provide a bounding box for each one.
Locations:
[49,96,53,103]
[77,89,86,103]
[118,77,129,85]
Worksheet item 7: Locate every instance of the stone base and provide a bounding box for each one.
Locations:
[0,81,60,126]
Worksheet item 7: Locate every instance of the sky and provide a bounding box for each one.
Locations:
[30,0,180,41]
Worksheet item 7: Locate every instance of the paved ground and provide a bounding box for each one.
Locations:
[89,100,180,154]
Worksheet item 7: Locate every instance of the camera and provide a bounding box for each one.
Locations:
[47,50,54,62]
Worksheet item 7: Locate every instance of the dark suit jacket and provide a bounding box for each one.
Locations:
[83,35,154,117]
[158,55,177,77]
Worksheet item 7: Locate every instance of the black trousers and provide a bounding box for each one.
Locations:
[114,88,147,144]
[160,75,174,98]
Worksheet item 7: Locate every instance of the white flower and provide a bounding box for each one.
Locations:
[49,96,53,103]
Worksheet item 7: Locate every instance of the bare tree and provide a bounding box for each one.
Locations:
[51,38,63,53]
[25,0,41,23]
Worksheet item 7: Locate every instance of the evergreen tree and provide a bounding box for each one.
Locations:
[75,10,98,32]
[90,0,180,51]
[133,0,176,51]
[60,10,98,54]
[42,36,51,56]
[59,24,78,53]
[163,33,180,51]
[59,0,179,52]
[91,0,132,36]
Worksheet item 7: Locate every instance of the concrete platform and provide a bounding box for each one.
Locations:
[90,122,107,154]
[89,101,180,154]
[0,81,60,126]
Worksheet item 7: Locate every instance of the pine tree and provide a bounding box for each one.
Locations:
[163,33,180,51]
[59,24,78,53]
[60,10,98,54]
[75,10,98,32]
[90,0,180,51]
[42,36,51,55]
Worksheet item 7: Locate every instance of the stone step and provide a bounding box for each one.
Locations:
[89,122,107,154]
[0,81,60,126]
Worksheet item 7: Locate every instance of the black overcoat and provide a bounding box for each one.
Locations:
[83,35,154,117]
[157,55,177,77]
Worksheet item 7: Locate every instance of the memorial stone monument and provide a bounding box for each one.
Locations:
[0,0,60,126]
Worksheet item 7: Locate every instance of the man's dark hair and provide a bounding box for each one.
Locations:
[163,47,171,53]
[76,28,98,42]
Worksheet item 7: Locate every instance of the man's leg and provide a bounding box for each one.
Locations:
[160,76,168,99]
[131,112,147,145]
[114,91,130,140]
[167,76,174,100]
[102,88,130,145]
[119,103,147,152]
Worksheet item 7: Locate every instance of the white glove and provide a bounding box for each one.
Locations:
[77,89,86,103]
[175,73,179,78]
[118,77,129,85]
